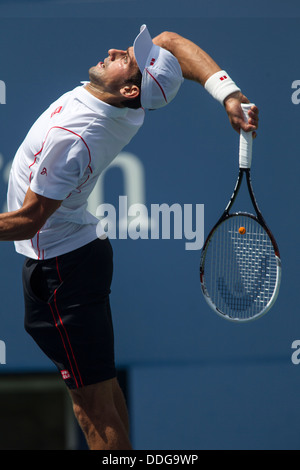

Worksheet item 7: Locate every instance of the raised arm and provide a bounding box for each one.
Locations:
[153,31,259,135]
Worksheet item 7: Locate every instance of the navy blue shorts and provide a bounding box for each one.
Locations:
[22,238,116,389]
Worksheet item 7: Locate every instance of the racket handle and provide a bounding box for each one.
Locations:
[239,103,255,169]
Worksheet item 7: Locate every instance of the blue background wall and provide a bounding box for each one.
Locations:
[0,0,299,450]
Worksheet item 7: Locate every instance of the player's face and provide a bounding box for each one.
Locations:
[89,47,139,93]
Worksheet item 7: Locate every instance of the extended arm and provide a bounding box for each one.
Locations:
[0,188,62,241]
[153,31,259,135]
[154,31,221,85]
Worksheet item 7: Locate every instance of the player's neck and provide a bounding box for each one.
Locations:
[84,83,124,108]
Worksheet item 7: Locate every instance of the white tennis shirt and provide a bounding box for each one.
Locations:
[7,85,145,259]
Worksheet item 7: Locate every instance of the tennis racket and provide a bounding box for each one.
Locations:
[200,103,281,322]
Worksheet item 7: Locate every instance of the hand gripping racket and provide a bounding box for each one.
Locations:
[200,103,281,322]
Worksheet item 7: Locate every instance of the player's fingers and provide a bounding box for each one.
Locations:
[239,119,257,133]
[229,102,259,136]
[240,109,259,132]
[233,122,257,139]
[248,106,259,126]
[238,119,257,138]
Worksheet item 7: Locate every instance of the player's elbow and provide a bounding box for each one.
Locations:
[153,31,180,51]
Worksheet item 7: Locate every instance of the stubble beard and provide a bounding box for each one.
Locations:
[88,66,103,86]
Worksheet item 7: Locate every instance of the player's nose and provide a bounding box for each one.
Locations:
[108,49,126,61]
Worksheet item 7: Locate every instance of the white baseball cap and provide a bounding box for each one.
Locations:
[133,24,184,110]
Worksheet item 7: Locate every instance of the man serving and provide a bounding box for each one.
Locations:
[4,25,258,450]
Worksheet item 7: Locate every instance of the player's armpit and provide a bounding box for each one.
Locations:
[0,188,62,241]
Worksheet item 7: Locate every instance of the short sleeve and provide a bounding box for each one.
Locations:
[30,127,91,200]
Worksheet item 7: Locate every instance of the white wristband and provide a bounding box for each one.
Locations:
[204,70,241,105]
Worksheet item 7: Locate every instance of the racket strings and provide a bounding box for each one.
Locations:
[203,215,278,320]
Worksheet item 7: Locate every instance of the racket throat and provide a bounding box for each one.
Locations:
[245,170,264,220]
[224,169,263,222]
[224,169,244,216]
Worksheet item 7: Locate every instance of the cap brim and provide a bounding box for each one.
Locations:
[133,24,154,73]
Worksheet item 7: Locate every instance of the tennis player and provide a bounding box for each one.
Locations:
[3,25,258,450]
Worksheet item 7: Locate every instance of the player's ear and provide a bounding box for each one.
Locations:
[120,85,140,100]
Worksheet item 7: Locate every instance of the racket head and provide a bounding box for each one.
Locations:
[200,212,281,322]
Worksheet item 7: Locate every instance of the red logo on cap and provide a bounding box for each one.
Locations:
[150,58,156,66]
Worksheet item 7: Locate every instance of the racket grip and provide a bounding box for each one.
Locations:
[239,103,255,169]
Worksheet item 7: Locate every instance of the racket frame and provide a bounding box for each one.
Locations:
[200,167,281,323]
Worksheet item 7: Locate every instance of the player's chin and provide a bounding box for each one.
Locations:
[89,65,99,74]
[88,66,102,82]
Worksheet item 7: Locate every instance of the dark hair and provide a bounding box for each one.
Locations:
[120,67,142,109]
